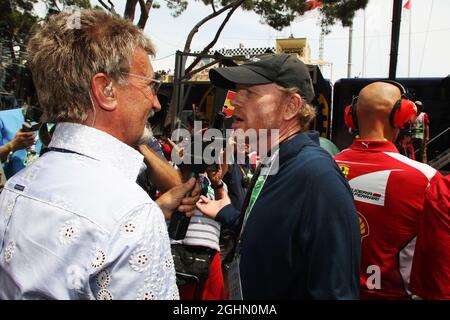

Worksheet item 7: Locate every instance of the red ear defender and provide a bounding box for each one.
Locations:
[391,99,418,129]
[380,79,417,129]
[344,104,356,130]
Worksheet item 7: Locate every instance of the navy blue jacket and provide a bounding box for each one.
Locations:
[222,163,247,211]
[217,131,360,299]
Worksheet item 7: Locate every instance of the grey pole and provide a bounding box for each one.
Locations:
[347,22,353,78]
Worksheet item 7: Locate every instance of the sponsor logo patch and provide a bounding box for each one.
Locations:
[358,212,369,240]
[339,164,350,179]
[348,170,394,206]
[352,189,382,202]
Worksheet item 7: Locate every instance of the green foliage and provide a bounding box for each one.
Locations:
[1,0,92,64]
[0,0,39,47]
[250,0,369,31]
[55,0,91,8]
[164,0,188,17]
[155,0,368,31]
[320,0,369,32]
[1,1,92,42]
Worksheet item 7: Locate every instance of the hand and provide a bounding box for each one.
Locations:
[196,192,231,219]
[10,129,36,151]
[156,177,201,220]
[137,144,149,154]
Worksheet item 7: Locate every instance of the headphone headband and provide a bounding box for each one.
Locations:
[344,80,417,132]
[378,79,410,98]
[350,95,359,132]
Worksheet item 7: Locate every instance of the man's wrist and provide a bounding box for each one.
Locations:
[5,142,13,153]
[155,197,171,220]
[3,142,14,163]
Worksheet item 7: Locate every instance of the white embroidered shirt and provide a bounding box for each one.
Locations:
[0,123,178,300]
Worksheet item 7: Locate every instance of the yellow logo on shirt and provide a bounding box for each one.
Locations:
[359,212,369,240]
[339,164,350,179]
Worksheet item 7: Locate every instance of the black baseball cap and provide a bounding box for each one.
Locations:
[209,53,315,103]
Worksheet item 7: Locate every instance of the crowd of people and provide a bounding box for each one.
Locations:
[0,9,448,300]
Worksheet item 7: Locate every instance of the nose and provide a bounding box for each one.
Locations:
[152,94,161,112]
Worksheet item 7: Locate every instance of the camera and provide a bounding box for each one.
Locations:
[168,112,226,240]
[22,105,43,132]
[21,105,43,166]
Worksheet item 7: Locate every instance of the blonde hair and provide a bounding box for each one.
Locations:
[28,9,155,123]
[278,86,317,131]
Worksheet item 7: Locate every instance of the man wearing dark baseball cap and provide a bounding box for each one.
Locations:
[197,53,360,300]
[209,53,316,103]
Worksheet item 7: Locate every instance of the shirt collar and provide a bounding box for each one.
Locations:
[49,122,144,181]
[350,139,399,153]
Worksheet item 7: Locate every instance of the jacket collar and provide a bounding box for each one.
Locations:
[49,122,144,181]
[279,131,320,161]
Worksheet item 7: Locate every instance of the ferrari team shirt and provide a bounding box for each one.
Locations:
[335,139,441,299]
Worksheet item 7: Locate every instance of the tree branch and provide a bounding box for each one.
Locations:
[99,0,117,15]
[124,0,138,20]
[49,0,61,12]
[137,0,153,29]
[184,0,244,75]
[183,0,244,54]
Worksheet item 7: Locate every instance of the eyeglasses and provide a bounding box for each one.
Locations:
[121,72,162,95]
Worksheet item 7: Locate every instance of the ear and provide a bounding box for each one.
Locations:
[91,73,118,112]
[283,93,302,121]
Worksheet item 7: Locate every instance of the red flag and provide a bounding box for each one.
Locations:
[222,91,236,118]
[305,0,323,11]
[403,0,411,10]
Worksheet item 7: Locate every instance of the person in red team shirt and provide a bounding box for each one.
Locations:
[335,81,442,300]
[409,175,450,300]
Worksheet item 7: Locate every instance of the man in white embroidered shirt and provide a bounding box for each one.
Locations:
[0,10,200,300]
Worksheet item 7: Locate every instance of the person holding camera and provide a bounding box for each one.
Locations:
[170,164,227,300]
[0,107,41,179]
[0,10,199,300]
